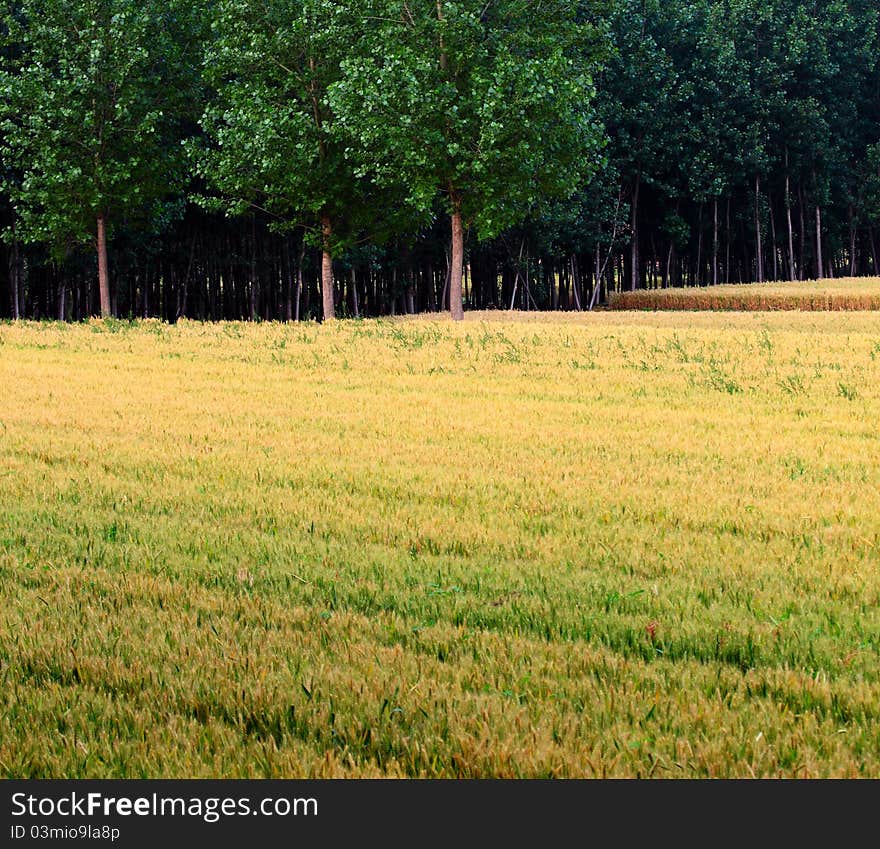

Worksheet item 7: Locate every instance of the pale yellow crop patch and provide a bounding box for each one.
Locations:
[610,276,880,311]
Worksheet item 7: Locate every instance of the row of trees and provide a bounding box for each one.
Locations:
[1,0,879,322]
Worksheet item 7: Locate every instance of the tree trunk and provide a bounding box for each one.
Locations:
[695,202,703,286]
[712,197,719,286]
[797,185,806,278]
[449,197,464,321]
[571,254,581,310]
[281,235,294,322]
[630,174,641,291]
[848,205,856,277]
[754,175,764,283]
[588,257,603,310]
[389,266,397,315]
[176,231,197,322]
[725,195,731,284]
[72,276,80,321]
[295,239,304,321]
[768,195,778,281]
[351,267,361,318]
[8,238,20,320]
[97,214,111,317]
[321,215,335,320]
[815,204,823,280]
[509,238,524,310]
[440,248,450,312]
[869,227,879,275]
[426,261,437,312]
[248,216,257,321]
[785,167,796,281]
[143,260,150,318]
[56,269,66,321]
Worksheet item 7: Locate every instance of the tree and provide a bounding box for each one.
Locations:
[192,0,388,322]
[0,0,200,317]
[596,0,681,291]
[330,0,605,320]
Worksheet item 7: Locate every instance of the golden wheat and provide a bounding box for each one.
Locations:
[608,277,880,311]
[1,311,879,777]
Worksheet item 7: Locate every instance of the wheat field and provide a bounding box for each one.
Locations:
[609,276,880,311]
[1,310,879,777]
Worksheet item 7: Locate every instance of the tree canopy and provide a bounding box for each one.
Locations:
[0,0,202,316]
[1,0,878,321]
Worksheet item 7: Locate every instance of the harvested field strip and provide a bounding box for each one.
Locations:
[609,278,880,311]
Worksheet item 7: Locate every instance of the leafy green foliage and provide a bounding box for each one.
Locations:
[1,0,880,319]
[329,0,607,237]
[0,0,201,257]
[191,0,411,254]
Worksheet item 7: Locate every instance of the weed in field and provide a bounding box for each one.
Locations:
[837,382,859,401]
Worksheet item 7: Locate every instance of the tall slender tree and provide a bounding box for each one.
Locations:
[330,0,605,320]
[0,0,200,316]
[192,0,388,322]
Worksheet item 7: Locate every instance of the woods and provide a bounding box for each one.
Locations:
[1,0,879,322]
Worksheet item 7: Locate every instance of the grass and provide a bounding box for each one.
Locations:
[1,310,879,777]
[608,276,880,311]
